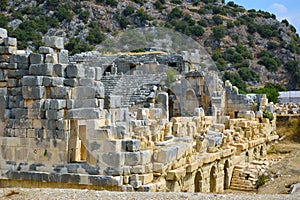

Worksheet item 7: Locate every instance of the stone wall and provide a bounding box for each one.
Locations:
[0,28,279,193]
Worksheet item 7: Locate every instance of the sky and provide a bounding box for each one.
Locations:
[226,0,300,33]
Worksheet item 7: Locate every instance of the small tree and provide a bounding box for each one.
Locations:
[212,26,226,39]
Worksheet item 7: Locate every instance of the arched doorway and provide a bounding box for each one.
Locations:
[194,171,203,192]
[224,160,230,190]
[210,166,217,192]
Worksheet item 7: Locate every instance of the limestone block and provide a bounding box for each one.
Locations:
[22,86,45,99]
[29,53,43,64]
[66,64,85,78]
[131,165,146,174]
[4,37,17,47]
[49,99,66,110]
[109,95,122,108]
[166,168,186,181]
[149,108,162,119]
[0,46,17,54]
[153,162,164,173]
[79,78,94,86]
[46,110,64,120]
[27,108,44,119]
[22,76,43,86]
[50,87,70,99]
[53,64,66,77]
[43,36,64,49]
[0,28,7,38]
[125,152,140,166]
[68,108,103,119]
[72,86,96,100]
[43,77,64,86]
[58,50,69,64]
[39,46,54,54]
[64,78,78,87]
[154,146,177,164]
[130,180,142,188]
[139,150,152,165]
[29,63,53,76]
[70,99,99,109]
[102,152,125,167]
[206,130,223,148]
[45,53,58,64]
[85,67,95,79]
[95,67,102,80]
[139,184,156,192]
[0,88,7,96]
[139,173,154,184]
[95,82,104,99]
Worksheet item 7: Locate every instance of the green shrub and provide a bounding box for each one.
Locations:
[171,0,182,4]
[166,68,177,87]
[0,0,7,10]
[86,26,105,45]
[238,67,259,82]
[136,8,153,23]
[263,111,274,121]
[168,7,183,19]
[223,72,247,92]
[65,37,93,55]
[183,14,195,26]
[198,19,208,27]
[123,5,135,16]
[256,174,269,187]
[212,26,226,39]
[186,25,204,37]
[115,14,130,29]
[131,0,145,6]
[212,15,223,25]
[258,57,279,71]
[227,21,234,29]
[79,10,90,23]
[56,4,74,22]
[0,13,8,27]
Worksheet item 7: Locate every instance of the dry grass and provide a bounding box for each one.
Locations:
[277,117,300,143]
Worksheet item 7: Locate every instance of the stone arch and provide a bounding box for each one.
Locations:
[223,160,230,189]
[210,165,217,192]
[194,170,203,192]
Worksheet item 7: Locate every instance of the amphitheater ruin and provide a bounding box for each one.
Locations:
[0,28,279,192]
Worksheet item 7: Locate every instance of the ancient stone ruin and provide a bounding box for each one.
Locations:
[0,28,278,192]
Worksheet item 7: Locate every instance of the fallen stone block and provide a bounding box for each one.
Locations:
[43,36,64,49]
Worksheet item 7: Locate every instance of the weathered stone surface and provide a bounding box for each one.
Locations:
[29,63,53,76]
[123,140,140,152]
[22,86,45,99]
[58,50,69,64]
[43,36,64,49]
[125,152,140,166]
[43,77,64,87]
[45,53,58,64]
[22,76,43,86]
[72,86,96,100]
[53,64,66,77]
[29,53,44,64]
[39,46,54,54]
[66,64,84,78]
[102,152,124,167]
[0,69,5,81]
[154,146,177,164]
[68,108,103,119]
[0,46,17,54]
[50,87,70,99]
[0,28,8,38]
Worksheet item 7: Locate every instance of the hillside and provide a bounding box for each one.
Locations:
[1,0,300,90]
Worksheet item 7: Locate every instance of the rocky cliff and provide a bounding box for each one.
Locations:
[0,0,300,90]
